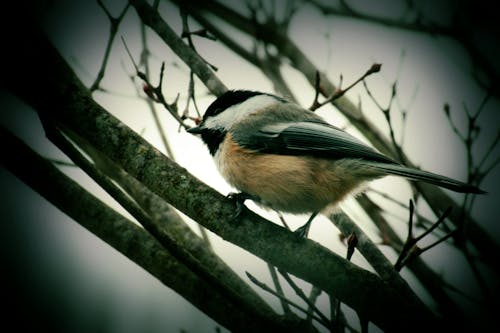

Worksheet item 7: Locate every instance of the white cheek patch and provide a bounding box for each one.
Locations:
[204,95,278,130]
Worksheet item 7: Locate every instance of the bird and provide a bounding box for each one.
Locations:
[188,90,484,236]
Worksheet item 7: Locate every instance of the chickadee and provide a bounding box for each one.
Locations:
[188,90,484,236]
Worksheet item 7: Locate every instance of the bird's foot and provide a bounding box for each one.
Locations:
[293,212,319,238]
[226,192,255,222]
[293,223,311,238]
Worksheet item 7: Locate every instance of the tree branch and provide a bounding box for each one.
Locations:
[90,0,130,92]
[0,127,282,333]
[356,193,469,327]
[129,0,227,96]
[38,117,274,320]
[138,23,176,158]
[309,63,381,111]
[327,212,421,305]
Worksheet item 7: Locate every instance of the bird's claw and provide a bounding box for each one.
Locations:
[227,192,252,222]
[294,223,311,238]
[293,212,319,238]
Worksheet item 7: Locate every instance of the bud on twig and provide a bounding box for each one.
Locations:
[143,83,157,101]
[366,63,382,75]
[346,233,358,261]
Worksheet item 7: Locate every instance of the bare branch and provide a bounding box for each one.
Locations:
[1,127,279,333]
[180,8,218,71]
[246,272,329,329]
[130,0,228,96]
[328,212,408,288]
[90,1,130,92]
[122,37,189,129]
[310,63,381,111]
[395,201,454,271]
[266,264,292,315]
[364,78,405,162]
[332,232,358,332]
[277,269,332,328]
[138,24,176,159]
[306,287,322,324]
[38,116,279,329]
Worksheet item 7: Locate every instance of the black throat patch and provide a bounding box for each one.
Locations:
[201,128,226,156]
[199,90,264,155]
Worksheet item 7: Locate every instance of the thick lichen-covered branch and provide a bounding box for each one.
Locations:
[38,118,274,319]
[0,127,285,333]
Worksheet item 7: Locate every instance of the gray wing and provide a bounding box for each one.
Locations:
[236,121,397,164]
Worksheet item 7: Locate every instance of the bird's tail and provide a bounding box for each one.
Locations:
[371,163,485,194]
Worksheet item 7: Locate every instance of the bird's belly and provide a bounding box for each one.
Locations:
[215,135,366,214]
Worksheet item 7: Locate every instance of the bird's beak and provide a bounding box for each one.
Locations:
[187,125,204,134]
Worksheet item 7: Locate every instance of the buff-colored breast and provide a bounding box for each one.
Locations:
[214,134,378,214]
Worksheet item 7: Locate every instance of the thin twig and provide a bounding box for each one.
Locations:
[121,37,189,129]
[245,272,329,328]
[306,286,322,324]
[419,229,457,253]
[311,71,322,109]
[474,132,500,192]
[329,212,406,284]
[178,10,211,123]
[266,264,292,315]
[444,95,495,250]
[90,1,130,92]
[139,23,176,159]
[363,78,405,162]
[356,193,468,322]
[413,207,452,243]
[276,270,332,328]
[395,200,454,271]
[310,63,381,111]
[180,8,218,71]
[367,188,451,234]
[332,233,358,332]
[444,93,496,190]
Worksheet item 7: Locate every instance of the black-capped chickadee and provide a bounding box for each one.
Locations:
[188,90,484,236]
